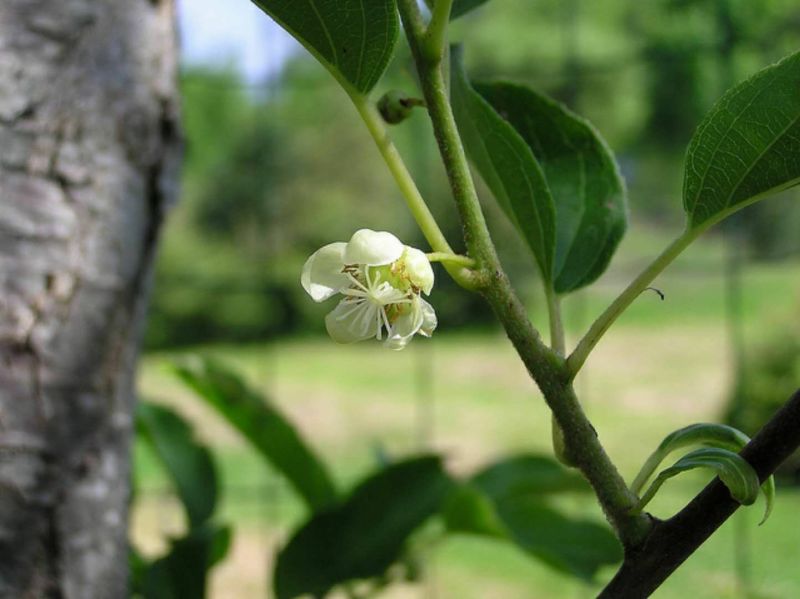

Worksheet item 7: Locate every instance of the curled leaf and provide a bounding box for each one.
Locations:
[636,448,760,515]
[631,423,749,494]
[631,422,774,524]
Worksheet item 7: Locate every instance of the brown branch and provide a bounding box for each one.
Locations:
[600,389,800,598]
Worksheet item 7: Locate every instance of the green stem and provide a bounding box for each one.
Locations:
[483,282,651,545]
[567,227,702,377]
[397,0,651,547]
[545,289,574,466]
[426,252,476,268]
[423,0,454,62]
[350,94,478,290]
[545,288,566,355]
[395,2,494,269]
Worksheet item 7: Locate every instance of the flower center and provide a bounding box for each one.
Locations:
[338,264,416,339]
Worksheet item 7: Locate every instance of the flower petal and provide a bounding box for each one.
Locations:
[403,247,434,294]
[384,334,412,351]
[418,298,437,337]
[301,242,348,302]
[325,300,377,344]
[345,229,404,266]
[384,297,425,350]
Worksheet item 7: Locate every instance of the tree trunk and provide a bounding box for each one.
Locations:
[0,1,180,597]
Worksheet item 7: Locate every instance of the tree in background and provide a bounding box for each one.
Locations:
[0,1,180,596]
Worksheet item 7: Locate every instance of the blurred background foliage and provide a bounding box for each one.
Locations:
[147,0,800,350]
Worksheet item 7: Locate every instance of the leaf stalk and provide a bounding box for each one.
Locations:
[426,252,476,268]
[568,226,702,377]
[423,0,454,63]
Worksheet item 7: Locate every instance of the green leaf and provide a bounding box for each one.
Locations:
[172,357,337,512]
[274,456,452,599]
[475,83,628,293]
[496,496,623,581]
[638,448,761,512]
[250,0,398,95]
[471,453,591,499]
[129,547,149,597]
[136,402,217,527]
[684,51,800,229]
[442,484,507,537]
[451,0,490,19]
[631,423,749,494]
[142,524,232,599]
[443,459,620,582]
[451,45,557,283]
[631,423,775,524]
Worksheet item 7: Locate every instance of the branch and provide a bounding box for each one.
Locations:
[600,388,800,598]
[396,0,651,547]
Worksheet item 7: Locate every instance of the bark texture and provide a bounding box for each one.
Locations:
[0,1,180,597]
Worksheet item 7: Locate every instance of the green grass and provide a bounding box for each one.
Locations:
[133,250,800,598]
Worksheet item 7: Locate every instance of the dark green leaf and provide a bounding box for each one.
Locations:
[209,525,233,567]
[475,83,628,293]
[496,496,623,581]
[443,461,619,582]
[143,524,232,599]
[136,402,217,527]
[250,0,398,95]
[129,547,149,597]
[442,484,507,537]
[684,51,800,228]
[451,45,557,282]
[638,448,761,512]
[274,456,452,599]
[451,0,490,19]
[172,357,337,512]
[136,559,173,599]
[631,423,775,524]
[471,453,591,499]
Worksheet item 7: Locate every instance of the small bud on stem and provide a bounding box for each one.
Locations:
[378,90,426,125]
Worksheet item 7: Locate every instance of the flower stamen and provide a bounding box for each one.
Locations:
[346,272,368,293]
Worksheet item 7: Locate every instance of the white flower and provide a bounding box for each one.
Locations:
[301,229,437,350]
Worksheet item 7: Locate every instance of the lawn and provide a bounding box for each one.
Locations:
[132,240,800,598]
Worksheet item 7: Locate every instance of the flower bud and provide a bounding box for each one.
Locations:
[378,90,423,125]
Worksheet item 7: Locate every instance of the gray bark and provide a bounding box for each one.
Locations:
[0,0,181,597]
